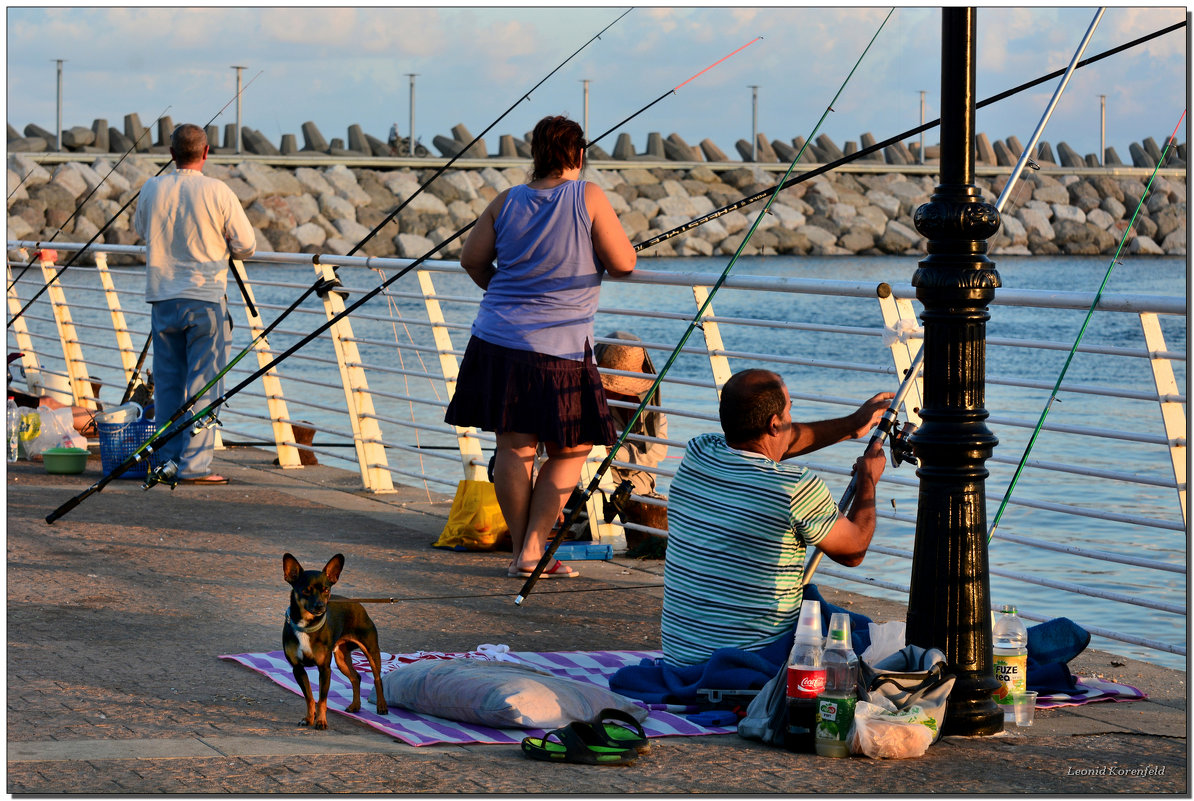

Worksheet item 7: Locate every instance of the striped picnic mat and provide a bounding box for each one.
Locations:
[220,647,738,746]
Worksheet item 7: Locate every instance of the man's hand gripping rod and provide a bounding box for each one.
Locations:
[802,345,924,585]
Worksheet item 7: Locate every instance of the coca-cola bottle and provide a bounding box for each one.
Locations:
[784,599,824,752]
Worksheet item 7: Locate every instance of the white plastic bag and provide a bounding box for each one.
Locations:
[849,700,934,759]
[859,621,906,664]
[27,405,84,457]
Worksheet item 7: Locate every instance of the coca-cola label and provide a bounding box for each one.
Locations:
[787,666,826,698]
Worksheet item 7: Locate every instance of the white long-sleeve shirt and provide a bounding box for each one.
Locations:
[134,168,256,304]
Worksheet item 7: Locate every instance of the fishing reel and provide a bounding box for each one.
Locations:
[888,420,918,468]
[191,411,221,436]
[142,459,179,491]
[603,480,634,524]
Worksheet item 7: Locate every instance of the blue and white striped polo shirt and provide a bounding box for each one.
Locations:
[661,432,839,666]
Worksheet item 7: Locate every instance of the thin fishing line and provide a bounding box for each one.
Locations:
[346,583,665,604]
[8,71,265,327]
[635,19,1187,253]
[345,8,633,258]
[517,7,896,604]
[987,108,1187,543]
[585,36,762,148]
[6,105,171,293]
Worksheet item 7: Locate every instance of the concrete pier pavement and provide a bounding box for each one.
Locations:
[6,447,1187,794]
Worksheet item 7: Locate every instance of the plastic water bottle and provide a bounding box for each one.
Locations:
[815,612,859,757]
[993,605,1028,721]
[7,397,20,462]
[784,600,824,752]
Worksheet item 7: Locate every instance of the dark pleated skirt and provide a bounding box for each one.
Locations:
[444,336,617,448]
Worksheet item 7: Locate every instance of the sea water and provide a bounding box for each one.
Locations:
[9,254,1186,669]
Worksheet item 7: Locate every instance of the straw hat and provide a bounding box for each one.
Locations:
[598,343,655,396]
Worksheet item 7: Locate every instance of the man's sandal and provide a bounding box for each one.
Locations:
[521,721,637,765]
[589,708,651,753]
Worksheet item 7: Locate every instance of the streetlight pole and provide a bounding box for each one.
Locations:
[1099,94,1106,165]
[581,79,590,142]
[749,85,759,161]
[906,6,1003,738]
[407,74,418,156]
[54,59,64,152]
[231,65,246,154]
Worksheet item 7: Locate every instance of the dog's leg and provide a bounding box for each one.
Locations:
[291,665,317,727]
[359,630,389,716]
[333,643,363,713]
[314,663,332,729]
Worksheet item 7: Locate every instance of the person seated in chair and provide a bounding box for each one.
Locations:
[661,368,891,666]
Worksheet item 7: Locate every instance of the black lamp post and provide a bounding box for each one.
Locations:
[906,7,1004,736]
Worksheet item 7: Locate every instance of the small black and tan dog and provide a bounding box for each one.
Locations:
[282,553,388,728]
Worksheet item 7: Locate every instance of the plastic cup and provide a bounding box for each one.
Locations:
[795,600,821,643]
[1014,691,1038,726]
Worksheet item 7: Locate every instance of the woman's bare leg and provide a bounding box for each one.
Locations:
[492,432,538,570]
[514,441,591,573]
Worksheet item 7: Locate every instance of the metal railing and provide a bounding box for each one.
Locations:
[7,240,1187,666]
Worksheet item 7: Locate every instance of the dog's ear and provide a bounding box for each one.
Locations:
[323,553,345,585]
[283,553,303,584]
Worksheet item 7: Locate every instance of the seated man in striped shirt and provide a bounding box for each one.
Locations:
[661,369,891,666]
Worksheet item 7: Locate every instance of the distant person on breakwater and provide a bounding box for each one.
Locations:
[661,369,891,666]
[445,114,637,579]
[133,123,255,485]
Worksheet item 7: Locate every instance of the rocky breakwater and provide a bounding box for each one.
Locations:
[6,155,1187,261]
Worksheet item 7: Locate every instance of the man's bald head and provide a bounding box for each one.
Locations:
[170,124,209,167]
[719,369,788,444]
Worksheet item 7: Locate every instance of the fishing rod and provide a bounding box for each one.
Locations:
[118,332,153,406]
[516,7,897,604]
[802,344,923,585]
[44,26,757,524]
[45,275,337,524]
[987,109,1187,543]
[6,105,170,293]
[8,71,264,328]
[344,8,632,258]
[636,18,1187,253]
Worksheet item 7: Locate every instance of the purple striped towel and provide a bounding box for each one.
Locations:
[220,648,738,746]
[1035,676,1147,709]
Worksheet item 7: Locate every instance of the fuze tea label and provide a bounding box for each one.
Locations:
[993,652,1026,705]
[815,696,856,742]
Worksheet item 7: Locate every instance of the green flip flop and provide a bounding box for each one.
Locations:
[521,721,637,765]
[589,708,651,753]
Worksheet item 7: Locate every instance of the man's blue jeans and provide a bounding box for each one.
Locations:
[151,298,230,479]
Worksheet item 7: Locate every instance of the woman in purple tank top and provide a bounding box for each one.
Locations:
[446,116,637,579]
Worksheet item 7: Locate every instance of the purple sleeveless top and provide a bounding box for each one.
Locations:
[472,180,603,360]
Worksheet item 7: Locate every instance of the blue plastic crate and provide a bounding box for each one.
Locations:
[98,419,162,479]
[549,541,613,561]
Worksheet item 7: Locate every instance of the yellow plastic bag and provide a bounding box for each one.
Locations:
[434,480,511,551]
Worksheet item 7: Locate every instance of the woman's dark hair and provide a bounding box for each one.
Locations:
[530,115,585,181]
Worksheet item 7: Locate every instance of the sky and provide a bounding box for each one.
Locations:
[5,6,1189,161]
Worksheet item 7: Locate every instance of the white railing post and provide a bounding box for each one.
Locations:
[232,258,301,468]
[314,262,395,493]
[94,251,140,385]
[6,254,42,394]
[876,285,925,426]
[37,250,97,409]
[417,268,485,482]
[580,445,626,549]
[692,285,733,399]
[1139,312,1187,524]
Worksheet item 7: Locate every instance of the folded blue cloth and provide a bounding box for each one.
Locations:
[609,584,872,705]
[1026,616,1089,693]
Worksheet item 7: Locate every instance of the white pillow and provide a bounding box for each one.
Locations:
[368,658,647,730]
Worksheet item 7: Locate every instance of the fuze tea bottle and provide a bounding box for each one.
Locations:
[815,613,858,758]
[992,605,1028,721]
[784,600,824,753]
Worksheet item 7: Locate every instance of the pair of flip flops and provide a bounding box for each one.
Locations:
[521,708,650,765]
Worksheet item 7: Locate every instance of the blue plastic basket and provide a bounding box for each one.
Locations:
[98,419,161,479]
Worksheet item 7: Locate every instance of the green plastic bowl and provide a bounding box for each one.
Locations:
[41,447,90,475]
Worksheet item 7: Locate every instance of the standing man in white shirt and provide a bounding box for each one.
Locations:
[134,123,255,484]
